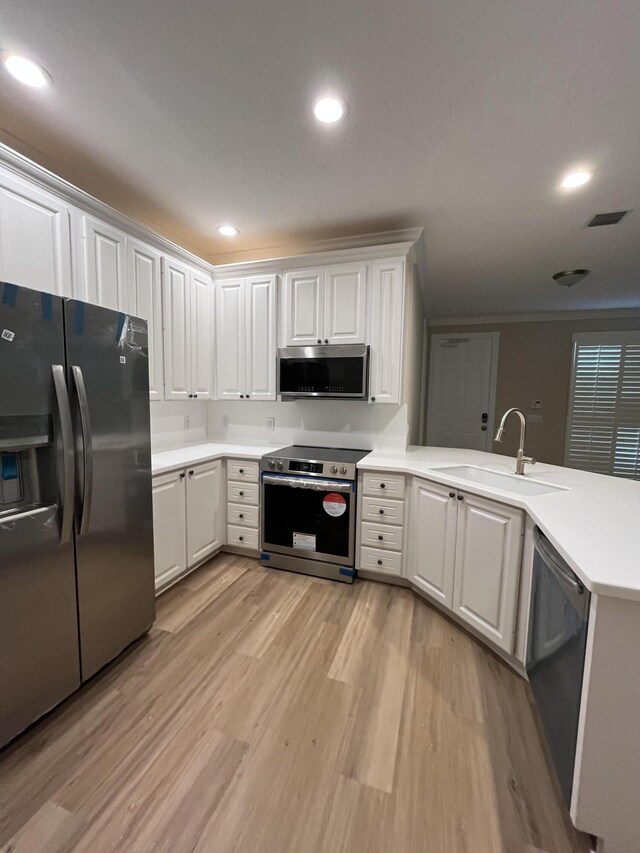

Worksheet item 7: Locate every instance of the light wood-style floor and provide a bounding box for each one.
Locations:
[0,554,590,853]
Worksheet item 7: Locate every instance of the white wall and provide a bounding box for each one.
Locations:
[150,400,209,451]
[207,399,409,450]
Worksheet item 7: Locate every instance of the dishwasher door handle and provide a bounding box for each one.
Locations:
[533,527,584,595]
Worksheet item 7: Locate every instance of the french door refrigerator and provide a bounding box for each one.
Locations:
[0,282,155,748]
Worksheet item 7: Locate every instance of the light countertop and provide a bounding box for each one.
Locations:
[151,441,640,602]
[360,447,640,603]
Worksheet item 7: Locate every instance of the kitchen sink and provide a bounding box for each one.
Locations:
[432,465,567,496]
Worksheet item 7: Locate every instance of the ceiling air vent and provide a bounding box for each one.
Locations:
[587,211,630,227]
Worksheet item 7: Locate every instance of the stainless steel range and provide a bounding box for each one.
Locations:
[259,445,370,583]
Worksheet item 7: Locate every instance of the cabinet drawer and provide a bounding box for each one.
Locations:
[361,496,404,526]
[227,502,259,528]
[361,521,403,552]
[227,459,259,483]
[227,481,259,506]
[360,546,402,575]
[227,524,259,549]
[362,472,405,499]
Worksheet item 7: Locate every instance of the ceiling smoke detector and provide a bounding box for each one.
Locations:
[552,269,590,288]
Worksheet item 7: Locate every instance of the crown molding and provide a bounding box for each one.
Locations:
[428,308,640,326]
[0,142,215,273]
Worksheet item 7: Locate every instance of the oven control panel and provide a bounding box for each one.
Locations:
[289,460,323,474]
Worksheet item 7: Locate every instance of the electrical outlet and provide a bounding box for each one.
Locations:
[266,417,275,431]
[223,414,230,426]
[184,416,190,429]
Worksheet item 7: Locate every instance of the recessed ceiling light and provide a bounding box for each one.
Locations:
[560,169,592,190]
[1,52,51,88]
[216,224,239,237]
[313,96,345,124]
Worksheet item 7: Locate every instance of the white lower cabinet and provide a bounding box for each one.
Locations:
[408,477,523,653]
[152,460,223,592]
[226,458,261,551]
[152,470,188,591]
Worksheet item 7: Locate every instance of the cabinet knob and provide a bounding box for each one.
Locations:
[379,509,384,515]
[457,494,464,501]
[371,397,376,402]
[239,513,244,519]
[378,535,383,541]
[324,339,328,344]
[317,339,322,344]
[377,559,383,566]
[194,393,198,398]
[179,472,185,479]
[239,535,244,542]
[380,483,386,489]
[188,394,193,398]
[240,394,244,399]
[189,470,194,476]
[449,491,456,498]
[239,491,244,496]
[239,468,244,474]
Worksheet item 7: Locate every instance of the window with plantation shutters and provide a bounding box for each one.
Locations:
[565,332,640,479]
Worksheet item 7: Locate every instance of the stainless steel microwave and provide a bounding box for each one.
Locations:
[277,344,369,400]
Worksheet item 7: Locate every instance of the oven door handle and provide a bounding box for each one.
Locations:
[262,474,352,492]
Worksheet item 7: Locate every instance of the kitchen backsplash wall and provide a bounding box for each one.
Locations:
[207,400,410,450]
[150,400,209,450]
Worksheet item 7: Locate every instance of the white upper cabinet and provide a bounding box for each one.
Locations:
[284,263,367,346]
[216,278,246,400]
[452,492,523,653]
[245,274,276,400]
[0,168,72,297]
[162,256,191,400]
[216,274,277,400]
[162,257,214,401]
[408,478,457,606]
[324,262,367,345]
[284,268,324,345]
[81,215,127,311]
[369,258,404,404]
[126,238,164,400]
[190,269,214,400]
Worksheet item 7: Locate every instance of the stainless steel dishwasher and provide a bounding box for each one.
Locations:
[527,527,591,807]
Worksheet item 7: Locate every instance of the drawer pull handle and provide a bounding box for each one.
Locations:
[378,535,383,541]
[380,483,386,489]
[239,513,244,519]
[239,535,244,542]
[239,491,244,496]
[379,509,384,515]
[377,559,383,566]
[239,468,244,474]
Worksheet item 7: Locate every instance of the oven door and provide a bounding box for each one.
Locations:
[261,474,356,565]
[277,345,369,399]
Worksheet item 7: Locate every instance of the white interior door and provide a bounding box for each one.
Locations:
[426,333,499,451]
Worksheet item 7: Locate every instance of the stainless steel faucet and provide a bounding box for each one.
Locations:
[494,408,536,475]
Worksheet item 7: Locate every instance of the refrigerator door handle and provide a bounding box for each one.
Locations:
[71,365,94,536]
[52,364,75,544]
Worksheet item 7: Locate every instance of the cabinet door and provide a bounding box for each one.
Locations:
[190,269,214,400]
[186,461,223,567]
[152,471,187,591]
[246,274,276,400]
[126,239,164,400]
[368,258,404,403]
[324,262,367,344]
[81,215,127,311]
[452,493,523,653]
[162,256,191,400]
[215,278,246,399]
[284,268,324,345]
[408,478,457,606]
[0,169,72,297]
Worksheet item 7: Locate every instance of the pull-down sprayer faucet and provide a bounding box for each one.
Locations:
[494,408,536,475]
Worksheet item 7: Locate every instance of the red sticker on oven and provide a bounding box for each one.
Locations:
[323,492,347,517]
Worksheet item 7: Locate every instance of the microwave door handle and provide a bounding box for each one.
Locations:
[262,475,352,492]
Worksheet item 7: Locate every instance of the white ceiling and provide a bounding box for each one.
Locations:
[1,0,639,318]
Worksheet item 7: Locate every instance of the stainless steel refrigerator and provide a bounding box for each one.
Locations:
[0,282,155,748]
